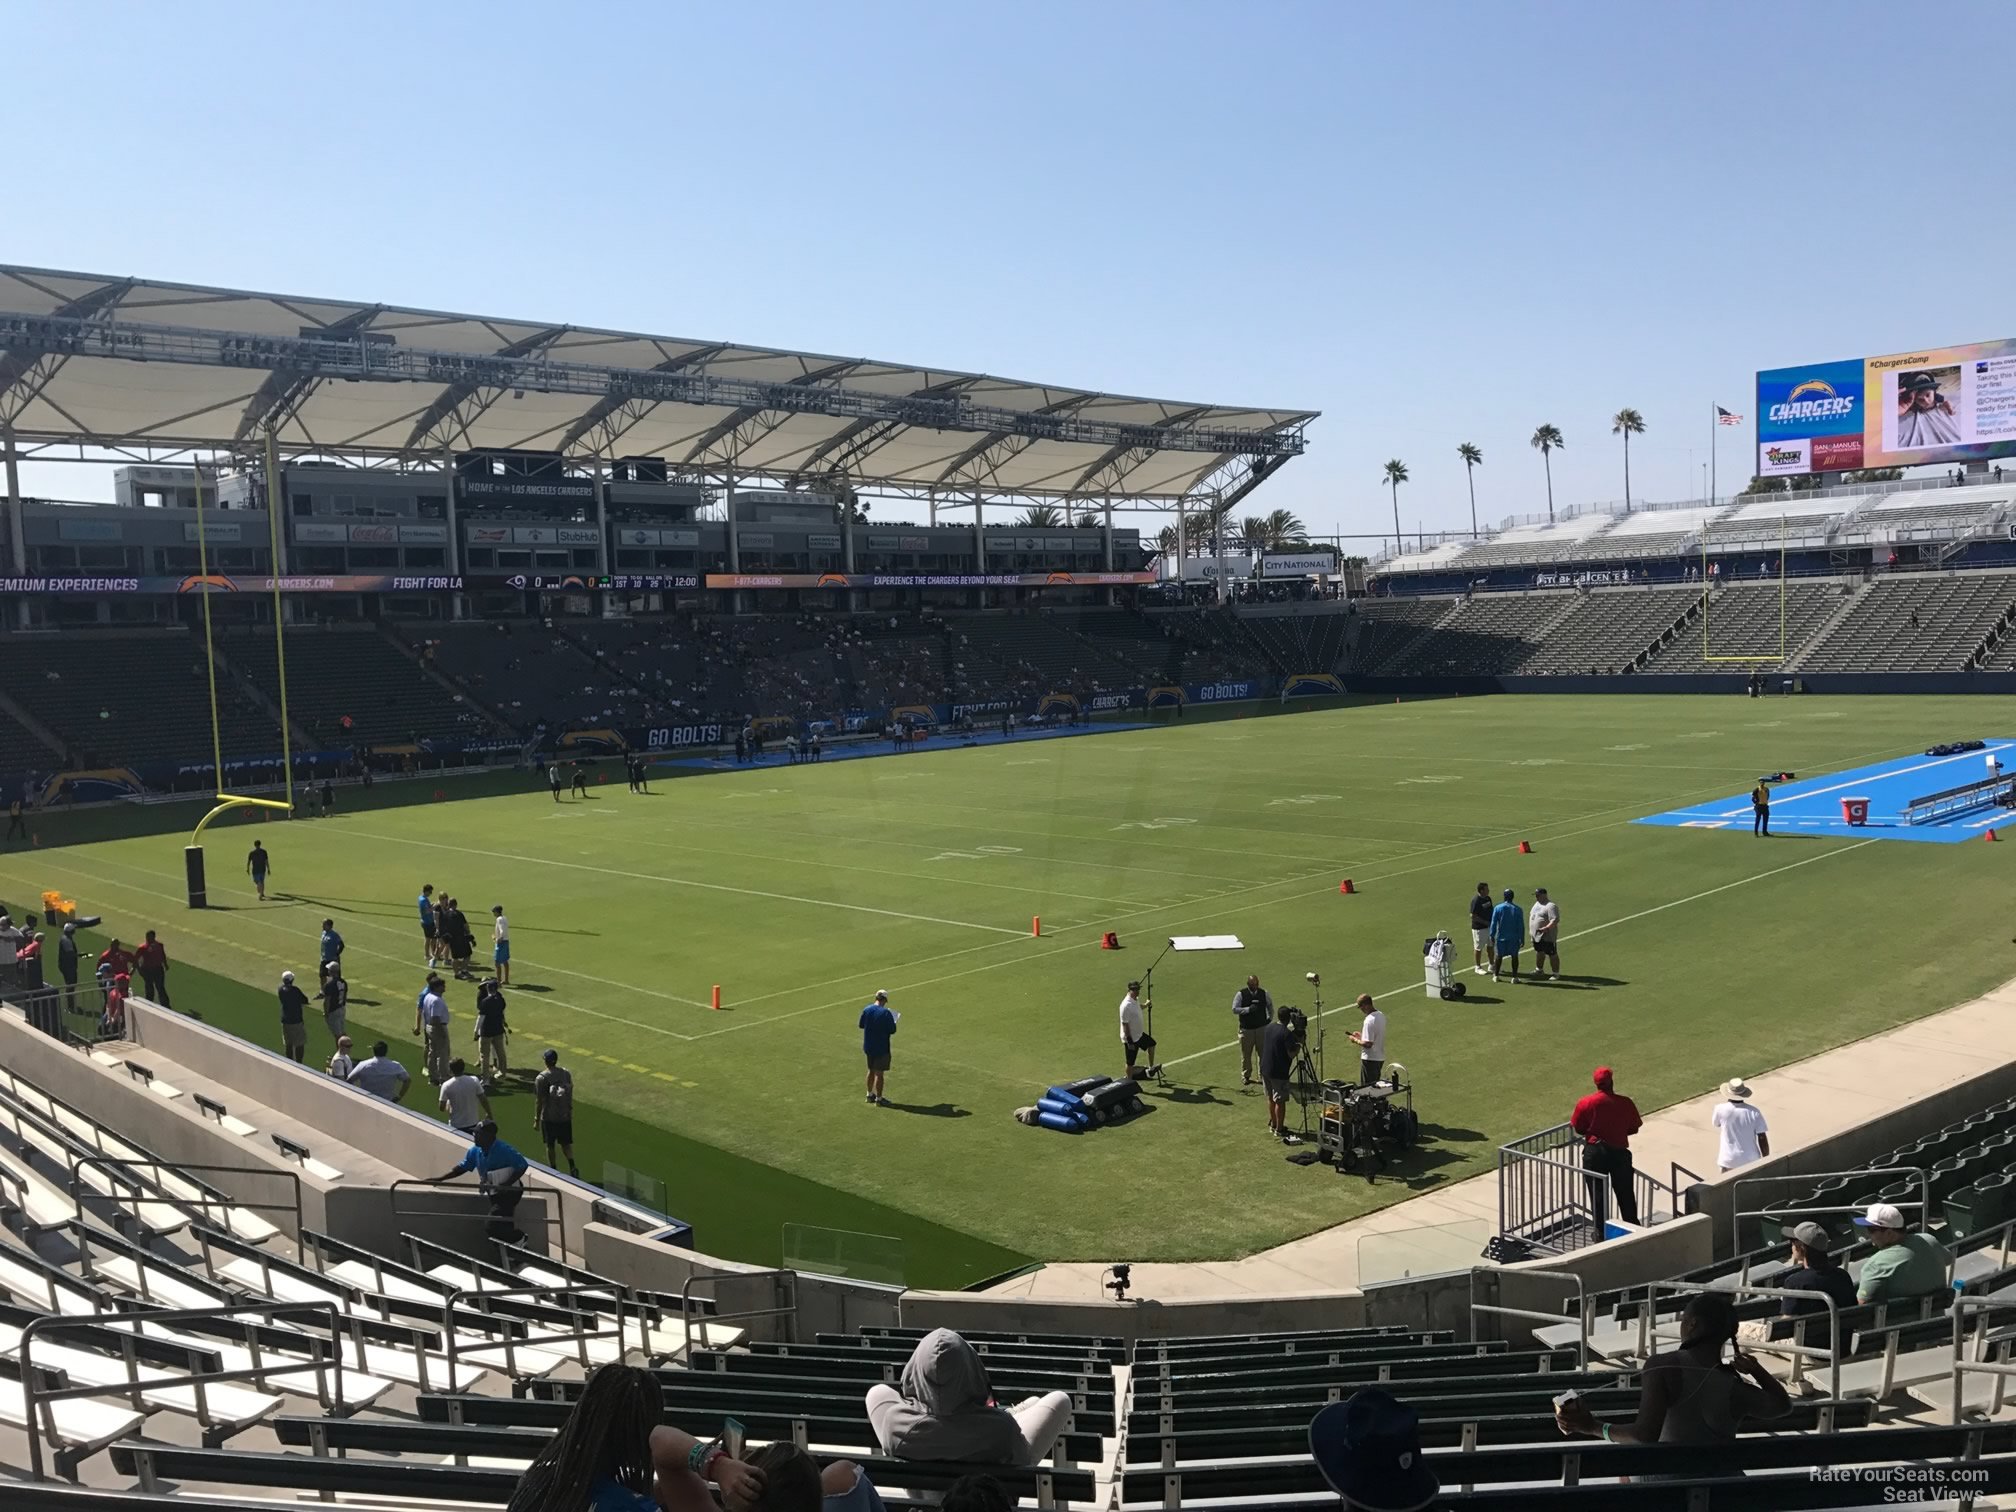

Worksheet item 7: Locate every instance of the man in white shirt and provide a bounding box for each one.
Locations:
[1712,1077,1771,1173]
[438,1057,494,1136]
[1118,980,1157,1079]
[346,1040,411,1102]
[1347,992,1387,1086]
[1529,888,1562,980]
[325,1035,357,1082]
[490,905,511,986]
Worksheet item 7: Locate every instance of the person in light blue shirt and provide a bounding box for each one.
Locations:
[319,918,345,969]
[859,990,897,1106]
[431,1121,530,1244]
[1489,888,1525,984]
[418,884,439,968]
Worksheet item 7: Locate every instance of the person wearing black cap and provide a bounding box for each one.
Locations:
[1897,369,1961,449]
[1308,1388,1440,1511]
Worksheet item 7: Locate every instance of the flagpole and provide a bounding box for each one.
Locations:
[1710,403,1718,506]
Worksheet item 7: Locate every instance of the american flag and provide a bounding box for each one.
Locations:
[1716,406,1743,426]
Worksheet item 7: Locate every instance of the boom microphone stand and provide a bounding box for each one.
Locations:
[1139,938,1174,1087]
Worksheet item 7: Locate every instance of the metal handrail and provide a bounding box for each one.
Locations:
[389,1175,569,1266]
[1643,1279,1845,1403]
[69,1153,303,1241]
[20,1301,343,1482]
[1948,1295,2016,1422]
[1468,1266,1588,1369]
[681,1269,799,1356]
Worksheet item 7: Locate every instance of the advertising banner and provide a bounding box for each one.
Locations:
[704,570,1154,589]
[293,522,350,543]
[1260,551,1337,578]
[183,520,242,543]
[0,571,696,595]
[1756,338,2016,474]
[628,721,727,750]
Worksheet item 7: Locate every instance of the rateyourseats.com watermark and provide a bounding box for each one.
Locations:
[1811,1465,1989,1501]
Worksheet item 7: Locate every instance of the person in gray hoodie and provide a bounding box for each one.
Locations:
[864,1328,1072,1466]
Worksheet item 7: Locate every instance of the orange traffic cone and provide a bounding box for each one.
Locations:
[1518,840,1533,854]
[1988,829,2000,843]
[1339,878,1356,895]
[1100,931,1120,950]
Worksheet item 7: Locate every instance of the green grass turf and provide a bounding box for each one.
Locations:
[5,693,2013,1287]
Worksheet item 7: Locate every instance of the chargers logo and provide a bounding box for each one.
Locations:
[1043,571,1076,585]
[176,574,238,594]
[1767,378,1857,424]
[816,572,850,589]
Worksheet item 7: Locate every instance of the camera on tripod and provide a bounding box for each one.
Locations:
[1281,1006,1309,1046]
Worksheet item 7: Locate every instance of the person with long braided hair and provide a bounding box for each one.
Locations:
[506,1365,668,1512]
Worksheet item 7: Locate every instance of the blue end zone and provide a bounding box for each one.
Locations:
[659,720,1160,772]
[1636,743,2016,844]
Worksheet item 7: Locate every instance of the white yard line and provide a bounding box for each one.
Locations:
[1161,839,1879,1069]
[21,853,703,1042]
[329,827,1031,936]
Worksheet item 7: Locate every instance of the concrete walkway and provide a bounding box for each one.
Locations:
[986,975,2016,1301]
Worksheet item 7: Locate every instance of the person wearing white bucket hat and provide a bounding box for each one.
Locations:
[1710,1077,1770,1173]
[1853,1201,1948,1306]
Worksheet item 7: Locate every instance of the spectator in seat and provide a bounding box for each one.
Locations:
[1309,1387,1441,1510]
[1556,1291,1789,1456]
[866,1327,1072,1466]
[1739,1221,1857,1349]
[1853,1201,1948,1305]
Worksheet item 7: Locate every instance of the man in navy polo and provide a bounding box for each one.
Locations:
[860,989,897,1106]
[431,1120,530,1244]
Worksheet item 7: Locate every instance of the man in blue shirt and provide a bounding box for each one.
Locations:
[430,1121,530,1245]
[319,918,345,971]
[417,884,439,968]
[1489,888,1526,985]
[859,989,897,1106]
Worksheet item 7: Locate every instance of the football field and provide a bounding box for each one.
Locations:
[9,693,2016,1288]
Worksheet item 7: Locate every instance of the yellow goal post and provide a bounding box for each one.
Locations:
[184,433,298,908]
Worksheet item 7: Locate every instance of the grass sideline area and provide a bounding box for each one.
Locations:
[4,692,2012,1287]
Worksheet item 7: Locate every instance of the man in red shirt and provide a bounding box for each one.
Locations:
[100,972,130,1039]
[1571,1065,1643,1228]
[97,939,136,988]
[134,930,171,1009]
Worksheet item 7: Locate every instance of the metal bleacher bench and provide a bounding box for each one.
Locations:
[1905,772,2015,824]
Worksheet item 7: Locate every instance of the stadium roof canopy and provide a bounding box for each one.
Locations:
[0,266,1315,503]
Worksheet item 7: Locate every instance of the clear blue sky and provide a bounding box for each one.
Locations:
[8,0,2012,542]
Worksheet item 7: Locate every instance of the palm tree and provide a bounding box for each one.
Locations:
[1382,460,1409,554]
[1015,502,1063,527]
[1457,442,1483,538]
[1073,511,1101,529]
[1611,408,1645,512]
[1530,424,1564,522]
[1238,508,1308,554]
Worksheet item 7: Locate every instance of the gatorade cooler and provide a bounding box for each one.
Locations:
[1840,796,1870,827]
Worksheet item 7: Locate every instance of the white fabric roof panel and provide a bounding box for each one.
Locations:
[0,267,1314,498]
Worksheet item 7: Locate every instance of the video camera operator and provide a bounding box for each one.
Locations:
[1260,1003,1305,1145]
[1231,974,1273,1086]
